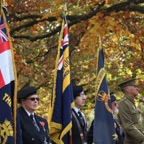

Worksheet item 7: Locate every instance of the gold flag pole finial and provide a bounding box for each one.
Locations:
[63,2,68,23]
[64,2,68,16]
[1,0,7,16]
[98,35,102,50]
[2,0,7,6]
[64,2,67,12]
[0,0,2,16]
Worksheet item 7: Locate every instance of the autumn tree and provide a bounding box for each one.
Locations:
[5,0,144,124]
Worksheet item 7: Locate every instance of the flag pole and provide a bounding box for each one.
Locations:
[93,35,116,143]
[64,3,73,144]
[50,1,74,143]
[49,13,65,144]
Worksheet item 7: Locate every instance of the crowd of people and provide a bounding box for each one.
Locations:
[16,78,144,144]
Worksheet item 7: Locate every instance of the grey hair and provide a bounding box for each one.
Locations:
[123,86,131,93]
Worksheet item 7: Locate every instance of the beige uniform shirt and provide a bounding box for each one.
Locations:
[118,95,144,144]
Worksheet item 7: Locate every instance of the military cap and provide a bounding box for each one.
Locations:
[118,78,138,89]
[73,86,83,99]
[17,86,37,101]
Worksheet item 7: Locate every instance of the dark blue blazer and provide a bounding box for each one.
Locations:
[18,107,50,144]
[72,109,87,144]
[16,110,23,144]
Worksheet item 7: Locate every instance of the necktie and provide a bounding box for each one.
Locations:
[78,111,85,126]
[30,114,40,131]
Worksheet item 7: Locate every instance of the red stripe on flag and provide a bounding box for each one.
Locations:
[64,25,68,35]
[0,41,10,54]
[58,56,63,67]
[0,24,5,29]
[0,70,5,88]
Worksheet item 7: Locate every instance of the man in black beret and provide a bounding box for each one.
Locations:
[17,86,50,144]
[72,86,87,144]
[118,78,144,144]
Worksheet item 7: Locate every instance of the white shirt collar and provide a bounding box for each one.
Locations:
[24,108,34,116]
[73,107,80,113]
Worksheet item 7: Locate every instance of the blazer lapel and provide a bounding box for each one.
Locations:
[35,115,46,141]
[72,109,84,128]
[21,108,44,143]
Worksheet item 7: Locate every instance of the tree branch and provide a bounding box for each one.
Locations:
[10,0,144,41]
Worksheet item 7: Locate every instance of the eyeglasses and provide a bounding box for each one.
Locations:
[80,92,85,97]
[26,97,39,101]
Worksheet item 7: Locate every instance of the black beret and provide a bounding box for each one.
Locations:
[118,78,138,89]
[17,86,37,101]
[110,94,116,103]
[73,86,83,99]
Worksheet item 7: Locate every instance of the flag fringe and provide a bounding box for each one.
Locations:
[49,20,65,135]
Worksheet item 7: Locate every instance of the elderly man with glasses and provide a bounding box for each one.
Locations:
[118,78,144,144]
[17,86,50,144]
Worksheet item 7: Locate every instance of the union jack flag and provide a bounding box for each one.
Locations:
[0,7,12,88]
[58,21,69,70]
[0,6,16,144]
[50,16,74,144]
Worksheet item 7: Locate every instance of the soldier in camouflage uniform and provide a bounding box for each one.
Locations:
[118,78,144,144]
